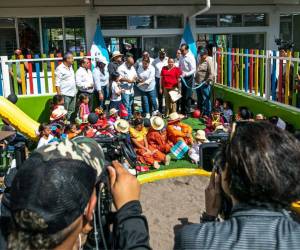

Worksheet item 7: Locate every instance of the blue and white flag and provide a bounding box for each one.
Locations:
[90,25,109,68]
[180,21,197,58]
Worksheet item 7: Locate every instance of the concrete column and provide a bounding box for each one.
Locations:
[85,9,99,51]
[266,8,281,50]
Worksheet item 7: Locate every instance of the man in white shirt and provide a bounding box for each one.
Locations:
[135,51,154,70]
[55,52,77,120]
[93,60,109,110]
[179,44,196,115]
[75,57,94,111]
[137,58,157,118]
[118,54,137,119]
[152,48,168,113]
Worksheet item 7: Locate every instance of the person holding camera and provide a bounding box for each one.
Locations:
[1,139,151,250]
[175,122,300,250]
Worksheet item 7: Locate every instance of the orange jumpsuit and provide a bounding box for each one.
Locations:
[167,122,193,145]
[130,127,166,165]
[147,128,172,154]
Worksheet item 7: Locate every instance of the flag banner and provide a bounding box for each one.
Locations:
[180,21,197,58]
[90,25,110,69]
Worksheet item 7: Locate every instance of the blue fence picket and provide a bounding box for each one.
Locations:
[35,54,42,94]
[0,66,3,96]
[271,50,277,101]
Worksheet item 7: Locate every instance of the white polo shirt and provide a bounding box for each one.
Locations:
[179,51,196,77]
[55,63,77,97]
[75,66,94,94]
[153,57,168,78]
[117,62,137,95]
[137,65,156,92]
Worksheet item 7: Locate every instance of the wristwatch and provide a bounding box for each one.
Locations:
[200,212,219,223]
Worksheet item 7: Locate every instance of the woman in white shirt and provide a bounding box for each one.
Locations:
[137,58,158,118]
[93,60,109,110]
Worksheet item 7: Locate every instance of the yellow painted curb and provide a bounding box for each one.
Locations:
[137,168,211,185]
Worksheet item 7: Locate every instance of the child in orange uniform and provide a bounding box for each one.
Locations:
[167,112,193,145]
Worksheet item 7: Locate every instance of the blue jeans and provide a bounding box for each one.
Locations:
[196,83,212,116]
[141,89,157,115]
[121,93,134,119]
[98,85,109,110]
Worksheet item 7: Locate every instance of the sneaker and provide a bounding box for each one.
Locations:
[153,161,160,169]
[145,113,151,119]
[165,154,171,166]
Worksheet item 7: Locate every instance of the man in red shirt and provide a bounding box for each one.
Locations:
[160,58,182,116]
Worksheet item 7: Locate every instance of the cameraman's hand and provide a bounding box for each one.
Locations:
[108,160,140,210]
[205,171,221,217]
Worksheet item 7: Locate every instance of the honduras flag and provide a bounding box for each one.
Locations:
[90,24,109,68]
[180,20,197,58]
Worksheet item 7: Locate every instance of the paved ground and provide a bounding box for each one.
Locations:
[140,176,209,250]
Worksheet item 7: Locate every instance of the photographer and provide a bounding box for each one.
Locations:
[1,139,150,250]
[175,122,300,250]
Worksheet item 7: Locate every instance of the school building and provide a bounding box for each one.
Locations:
[0,0,300,59]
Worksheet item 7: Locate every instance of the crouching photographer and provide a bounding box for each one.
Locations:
[175,121,300,250]
[0,139,151,250]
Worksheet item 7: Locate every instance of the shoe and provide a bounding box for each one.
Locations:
[165,154,171,166]
[153,161,160,169]
[145,113,151,119]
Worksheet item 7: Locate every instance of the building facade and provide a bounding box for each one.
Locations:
[0,0,300,58]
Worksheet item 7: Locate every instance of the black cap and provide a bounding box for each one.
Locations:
[88,112,99,125]
[9,139,105,234]
[7,94,18,104]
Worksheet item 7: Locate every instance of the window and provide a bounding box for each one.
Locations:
[195,14,218,27]
[220,14,242,27]
[128,16,154,29]
[41,17,63,54]
[157,15,183,28]
[280,15,293,42]
[143,36,181,58]
[18,18,40,54]
[64,17,86,53]
[0,18,17,56]
[244,14,267,26]
[100,16,127,30]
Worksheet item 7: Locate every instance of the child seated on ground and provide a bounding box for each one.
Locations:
[109,72,122,110]
[189,130,209,165]
[50,105,68,127]
[205,111,225,133]
[255,114,265,121]
[214,98,224,113]
[130,118,168,169]
[64,124,81,140]
[223,101,233,124]
[147,116,173,155]
[37,124,54,149]
[93,108,109,130]
[108,108,120,132]
[167,112,193,145]
[78,94,90,124]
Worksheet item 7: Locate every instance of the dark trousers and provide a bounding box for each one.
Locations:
[181,75,194,115]
[196,83,212,116]
[155,77,163,113]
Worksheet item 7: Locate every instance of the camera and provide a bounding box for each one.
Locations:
[275,38,294,51]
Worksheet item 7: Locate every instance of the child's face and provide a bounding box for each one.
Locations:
[58,99,64,105]
[223,102,228,109]
[214,100,220,107]
[44,127,51,136]
[212,112,220,119]
[70,125,77,133]
[136,124,143,131]
[84,97,89,104]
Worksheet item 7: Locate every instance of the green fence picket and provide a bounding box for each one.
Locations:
[260,50,265,97]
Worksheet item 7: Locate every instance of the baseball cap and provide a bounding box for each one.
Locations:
[9,138,105,234]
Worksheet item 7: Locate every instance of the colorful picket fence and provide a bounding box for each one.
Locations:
[0,52,89,96]
[214,48,300,108]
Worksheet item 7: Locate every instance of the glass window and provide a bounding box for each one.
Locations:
[244,14,267,26]
[231,33,265,49]
[64,17,86,53]
[292,14,300,51]
[0,18,17,56]
[195,14,218,27]
[128,16,154,29]
[41,17,63,54]
[280,15,293,42]
[157,15,183,28]
[220,14,242,27]
[18,18,40,54]
[143,36,181,58]
[100,16,127,30]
